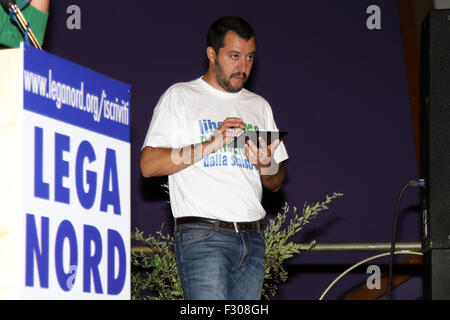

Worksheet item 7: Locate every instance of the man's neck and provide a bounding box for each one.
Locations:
[202,71,228,93]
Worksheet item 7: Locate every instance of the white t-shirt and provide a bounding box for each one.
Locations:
[142,77,289,222]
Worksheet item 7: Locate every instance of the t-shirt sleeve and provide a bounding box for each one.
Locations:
[0,2,48,48]
[264,102,289,164]
[142,87,177,150]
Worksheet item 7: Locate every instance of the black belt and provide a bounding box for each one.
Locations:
[175,216,264,233]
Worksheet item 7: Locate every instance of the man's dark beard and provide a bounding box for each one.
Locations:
[214,59,247,93]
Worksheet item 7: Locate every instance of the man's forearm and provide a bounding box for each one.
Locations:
[260,162,285,192]
[140,140,216,177]
[141,117,244,178]
[141,146,194,177]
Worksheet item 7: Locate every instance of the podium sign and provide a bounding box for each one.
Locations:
[0,45,131,299]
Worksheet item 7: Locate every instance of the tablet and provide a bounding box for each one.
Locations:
[226,130,288,149]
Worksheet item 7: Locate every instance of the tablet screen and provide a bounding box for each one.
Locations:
[226,130,288,149]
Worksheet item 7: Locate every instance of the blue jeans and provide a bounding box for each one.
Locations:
[174,223,265,300]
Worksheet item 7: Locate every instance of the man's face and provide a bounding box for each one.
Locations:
[212,31,256,93]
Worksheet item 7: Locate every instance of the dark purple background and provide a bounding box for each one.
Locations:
[42,0,421,299]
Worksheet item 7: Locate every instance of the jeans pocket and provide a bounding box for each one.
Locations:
[178,227,214,247]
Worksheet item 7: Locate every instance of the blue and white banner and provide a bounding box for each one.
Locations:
[21,45,131,299]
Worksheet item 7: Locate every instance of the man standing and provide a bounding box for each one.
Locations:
[141,16,288,300]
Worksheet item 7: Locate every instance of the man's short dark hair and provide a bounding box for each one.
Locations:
[207,16,256,53]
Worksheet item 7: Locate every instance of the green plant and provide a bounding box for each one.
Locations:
[131,226,183,300]
[262,192,343,299]
[131,192,343,300]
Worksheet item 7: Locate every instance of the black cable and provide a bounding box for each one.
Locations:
[387,179,424,300]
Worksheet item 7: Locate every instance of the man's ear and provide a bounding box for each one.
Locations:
[206,46,216,63]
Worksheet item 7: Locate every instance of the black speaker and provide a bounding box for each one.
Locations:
[421,9,450,300]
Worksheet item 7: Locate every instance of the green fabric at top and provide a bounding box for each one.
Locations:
[0,1,49,48]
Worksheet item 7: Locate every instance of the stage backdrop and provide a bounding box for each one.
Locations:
[43,0,421,299]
